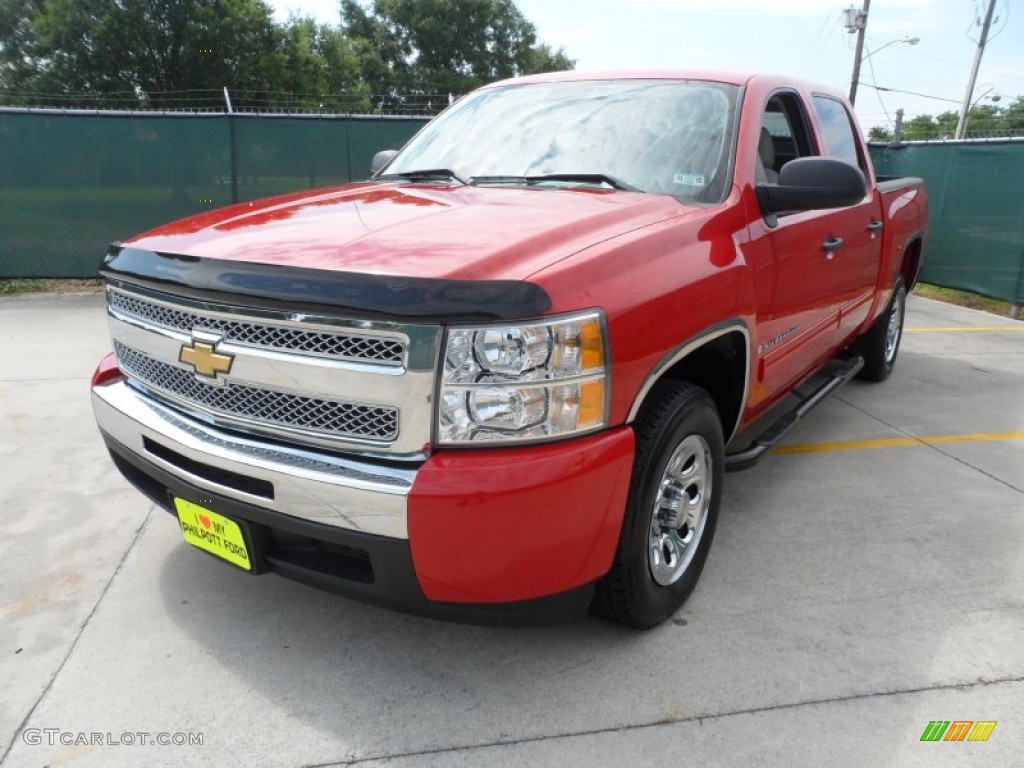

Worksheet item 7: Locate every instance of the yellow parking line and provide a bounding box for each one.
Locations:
[773,431,1024,455]
[904,327,1024,333]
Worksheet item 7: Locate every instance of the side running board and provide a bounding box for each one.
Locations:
[725,356,864,472]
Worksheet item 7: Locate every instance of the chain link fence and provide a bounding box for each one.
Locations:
[0,89,455,115]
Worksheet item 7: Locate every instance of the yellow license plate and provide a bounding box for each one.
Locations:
[174,498,251,571]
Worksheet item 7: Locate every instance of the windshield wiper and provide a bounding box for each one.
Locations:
[378,168,466,185]
[528,173,643,192]
[468,173,642,192]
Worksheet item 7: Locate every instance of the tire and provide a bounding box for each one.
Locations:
[593,381,724,629]
[853,276,907,382]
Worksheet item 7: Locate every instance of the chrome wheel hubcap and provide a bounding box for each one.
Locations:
[885,290,904,364]
[648,435,712,586]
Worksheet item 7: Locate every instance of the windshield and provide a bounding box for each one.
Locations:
[383,79,739,204]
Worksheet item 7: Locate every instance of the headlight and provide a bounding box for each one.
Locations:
[438,310,608,444]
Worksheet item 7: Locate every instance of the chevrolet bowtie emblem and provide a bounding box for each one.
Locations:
[179,338,234,379]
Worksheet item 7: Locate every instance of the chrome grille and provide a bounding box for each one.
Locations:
[115,342,399,442]
[109,289,405,365]
[154,403,411,488]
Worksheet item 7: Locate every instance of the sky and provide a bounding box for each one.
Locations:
[269,0,1024,133]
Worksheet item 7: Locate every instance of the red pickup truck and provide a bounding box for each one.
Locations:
[91,71,927,628]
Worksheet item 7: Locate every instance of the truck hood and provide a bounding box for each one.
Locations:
[126,182,695,281]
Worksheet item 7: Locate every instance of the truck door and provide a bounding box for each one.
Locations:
[811,95,884,341]
[746,91,842,405]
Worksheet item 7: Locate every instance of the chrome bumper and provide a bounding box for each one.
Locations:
[92,379,415,539]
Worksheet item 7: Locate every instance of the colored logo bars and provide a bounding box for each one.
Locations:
[920,721,997,742]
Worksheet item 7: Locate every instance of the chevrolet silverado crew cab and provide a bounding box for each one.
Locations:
[91,71,927,628]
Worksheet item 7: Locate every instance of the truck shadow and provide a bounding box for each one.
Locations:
[157,544,649,759]
[156,348,1023,763]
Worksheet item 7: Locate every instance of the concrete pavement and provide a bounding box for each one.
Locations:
[1,291,1021,767]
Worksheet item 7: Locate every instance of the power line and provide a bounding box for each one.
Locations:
[863,42,970,70]
[864,48,891,125]
[857,82,962,104]
[799,1,841,75]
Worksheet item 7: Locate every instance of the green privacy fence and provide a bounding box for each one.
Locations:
[869,140,1024,306]
[4,112,1022,302]
[0,110,428,278]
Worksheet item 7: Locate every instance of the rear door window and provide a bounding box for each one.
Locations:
[812,96,863,171]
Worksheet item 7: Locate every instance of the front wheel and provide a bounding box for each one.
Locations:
[853,276,906,382]
[593,381,724,629]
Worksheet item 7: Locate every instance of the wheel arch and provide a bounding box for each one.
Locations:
[626,321,750,443]
[899,232,924,291]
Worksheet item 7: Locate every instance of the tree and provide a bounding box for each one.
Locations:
[1,0,575,111]
[932,110,959,137]
[524,42,574,74]
[885,103,1024,142]
[868,125,892,142]
[341,0,574,101]
[900,114,937,141]
[1,0,281,105]
[1003,96,1024,132]
[270,16,371,111]
[900,110,958,141]
[960,103,1000,136]
[0,0,44,92]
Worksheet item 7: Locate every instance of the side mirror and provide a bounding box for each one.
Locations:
[756,157,866,215]
[370,149,398,176]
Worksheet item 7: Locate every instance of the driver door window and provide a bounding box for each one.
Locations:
[757,93,815,184]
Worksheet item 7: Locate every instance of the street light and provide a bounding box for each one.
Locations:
[959,86,1002,137]
[849,34,919,105]
[864,36,920,60]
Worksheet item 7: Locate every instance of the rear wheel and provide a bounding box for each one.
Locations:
[593,381,724,629]
[853,277,906,382]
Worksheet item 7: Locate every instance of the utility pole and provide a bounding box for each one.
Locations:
[892,109,904,144]
[955,0,998,139]
[847,0,870,105]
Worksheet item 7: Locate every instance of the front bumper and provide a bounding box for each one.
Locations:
[93,377,413,538]
[93,370,635,623]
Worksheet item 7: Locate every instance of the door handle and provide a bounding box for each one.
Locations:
[821,237,844,259]
[866,220,884,233]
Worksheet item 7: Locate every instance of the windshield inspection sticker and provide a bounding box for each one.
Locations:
[674,173,707,187]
